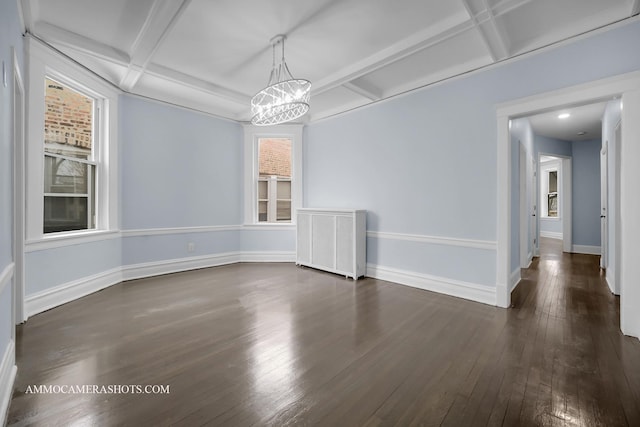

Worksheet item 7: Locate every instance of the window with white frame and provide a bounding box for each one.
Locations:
[243,124,302,225]
[43,77,100,233]
[26,37,118,242]
[257,138,292,222]
[540,160,560,218]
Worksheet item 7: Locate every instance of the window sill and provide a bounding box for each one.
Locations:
[25,229,121,252]
[540,216,561,221]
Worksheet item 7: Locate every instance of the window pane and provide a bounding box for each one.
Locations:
[44,78,93,160]
[548,171,557,193]
[258,180,268,199]
[258,138,291,178]
[548,194,558,217]
[258,201,268,222]
[44,155,89,194]
[44,196,88,233]
[277,180,291,200]
[277,201,291,222]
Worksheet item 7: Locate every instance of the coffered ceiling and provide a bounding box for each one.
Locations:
[20,0,640,123]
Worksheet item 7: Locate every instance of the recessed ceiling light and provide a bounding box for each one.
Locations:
[558,113,570,119]
[577,131,586,136]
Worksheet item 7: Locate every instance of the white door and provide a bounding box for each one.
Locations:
[600,142,608,269]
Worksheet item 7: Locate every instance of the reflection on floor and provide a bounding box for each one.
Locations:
[7,246,640,426]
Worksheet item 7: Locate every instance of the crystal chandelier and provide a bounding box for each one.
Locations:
[251,35,311,126]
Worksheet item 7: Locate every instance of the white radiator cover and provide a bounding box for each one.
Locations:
[296,208,366,279]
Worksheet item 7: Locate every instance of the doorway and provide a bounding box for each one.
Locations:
[496,71,640,339]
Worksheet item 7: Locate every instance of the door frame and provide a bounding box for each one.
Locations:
[536,153,572,253]
[496,70,640,340]
[611,120,622,295]
[600,141,608,269]
[12,47,26,327]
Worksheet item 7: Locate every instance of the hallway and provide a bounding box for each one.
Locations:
[6,241,640,426]
[509,236,640,425]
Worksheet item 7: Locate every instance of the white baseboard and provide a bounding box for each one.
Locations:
[121,252,241,282]
[540,231,563,239]
[572,245,601,255]
[25,251,297,317]
[366,264,496,306]
[510,267,522,292]
[239,251,296,263]
[25,268,122,317]
[0,340,17,427]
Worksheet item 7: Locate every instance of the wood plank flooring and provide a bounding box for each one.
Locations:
[7,238,640,426]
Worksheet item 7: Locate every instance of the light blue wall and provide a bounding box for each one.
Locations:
[0,285,11,356]
[572,139,601,247]
[1,0,24,365]
[25,238,122,295]
[540,218,562,234]
[240,229,296,253]
[119,95,244,266]
[123,231,240,266]
[305,19,640,287]
[120,95,243,229]
[535,134,572,158]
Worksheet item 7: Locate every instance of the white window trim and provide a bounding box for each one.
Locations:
[25,36,119,246]
[242,124,302,226]
[539,160,561,219]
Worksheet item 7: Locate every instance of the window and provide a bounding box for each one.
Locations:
[43,78,98,233]
[257,138,292,222]
[26,37,118,244]
[540,159,560,218]
[547,170,558,217]
[242,124,302,225]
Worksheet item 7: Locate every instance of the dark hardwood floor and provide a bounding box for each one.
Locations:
[7,238,640,426]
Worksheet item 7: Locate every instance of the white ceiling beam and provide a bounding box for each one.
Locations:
[33,21,130,65]
[119,0,192,91]
[145,63,250,106]
[491,0,534,17]
[632,0,640,16]
[460,0,500,61]
[478,0,510,59]
[30,19,248,108]
[342,81,382,101]
[313,12,475,95]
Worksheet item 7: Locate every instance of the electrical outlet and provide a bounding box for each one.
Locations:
[187,242,195,252]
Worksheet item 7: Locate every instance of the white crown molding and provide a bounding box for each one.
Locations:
[0,263,14,296]
[366,263,496,306]
[0,339,17,427]
[367,230,496,251]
